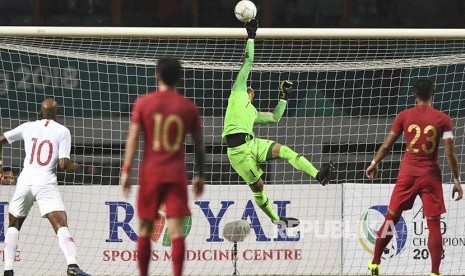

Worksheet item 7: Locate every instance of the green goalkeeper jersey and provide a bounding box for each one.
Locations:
[222,39,257,138]
[222,39,288,139]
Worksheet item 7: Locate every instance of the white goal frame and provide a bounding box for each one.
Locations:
[1,26,465,39]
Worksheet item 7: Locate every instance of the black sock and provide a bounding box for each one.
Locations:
[68,264,79,269]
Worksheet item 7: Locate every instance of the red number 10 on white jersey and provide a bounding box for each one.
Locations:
[4,119,72,185]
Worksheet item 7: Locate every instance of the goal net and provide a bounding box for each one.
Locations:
[0,27,465,276]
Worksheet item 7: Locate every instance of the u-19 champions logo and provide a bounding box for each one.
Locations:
[358,205,408,258]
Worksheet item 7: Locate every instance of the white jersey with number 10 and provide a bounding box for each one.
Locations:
[4,119,71,186]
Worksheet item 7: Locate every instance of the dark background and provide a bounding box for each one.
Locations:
[1,0,464,28]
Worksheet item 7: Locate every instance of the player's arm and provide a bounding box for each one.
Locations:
[366,131,401,179]
[231,19,258,93]
[121,122,141,170]
[58,129,78,172]
[444,138,459,180]
[0,135,8,179]
[443,126,463,200]
[372,131,400,163]
[120,122,141,198]
[190,105,205,198]
[121,98,143,198]
[255,81,293,124]
[255,101,287,124]
[192,132,205,178]
[191,131,205,198]
[58,159,78,172]
[0,123,26,179]
[366,112,403,179]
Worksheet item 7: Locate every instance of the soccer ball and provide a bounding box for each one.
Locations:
[234,0,257,23]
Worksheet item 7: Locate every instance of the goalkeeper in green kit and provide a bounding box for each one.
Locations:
[223,19,335,228]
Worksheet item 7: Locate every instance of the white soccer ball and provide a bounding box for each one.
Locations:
[234,0,257,23]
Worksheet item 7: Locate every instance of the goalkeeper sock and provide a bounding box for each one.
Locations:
[172,237,185,276]
[372,212,400,264]
[4,227,19,271]
[278,145,318,178]
[57,227,77,265]
[137,236,151,276]
[427,218,443,275]
[253,191,280,222]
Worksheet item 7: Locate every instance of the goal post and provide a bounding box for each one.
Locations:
[0,27,465,276]
[3,26,465,38]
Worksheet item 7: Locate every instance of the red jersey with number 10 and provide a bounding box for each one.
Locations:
[391,105,453,177]
[131,90,202,183]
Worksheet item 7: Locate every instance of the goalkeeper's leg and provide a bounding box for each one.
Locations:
[227,142,281,223]
[249,179,299,228]
[273,143,335,185]
[228,139,299,227]
[249,179,280,222]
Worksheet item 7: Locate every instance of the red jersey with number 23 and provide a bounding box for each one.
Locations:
[391,105,453,178]
[131,89,202,183]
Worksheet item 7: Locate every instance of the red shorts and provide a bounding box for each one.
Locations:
[137,178,190,220]
[389,174,446,217]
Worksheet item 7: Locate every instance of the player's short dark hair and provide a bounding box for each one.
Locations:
[3,167,15,175]
[413,79,434,101]
[156,57,182,87]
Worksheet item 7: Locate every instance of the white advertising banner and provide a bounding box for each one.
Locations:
[343,183,465,275]
[0,185,342,276]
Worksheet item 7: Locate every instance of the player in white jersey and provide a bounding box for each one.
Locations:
[0,99,91,276]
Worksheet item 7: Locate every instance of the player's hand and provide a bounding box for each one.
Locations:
[279,80,295,101]
[366,163,379,179]
[120,172,131,199]
[69,162,79,173]
[0,165,3,183]
[192,176,205,199]
[452,182,463,201]
[245,18,258,39]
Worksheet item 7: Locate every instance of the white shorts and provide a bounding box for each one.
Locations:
[9,183,66,218]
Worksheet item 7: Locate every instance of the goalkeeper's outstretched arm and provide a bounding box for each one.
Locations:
[231,39,254,93]
[255,100,287,124]
[255,80,294,124]
[231,19,257,93]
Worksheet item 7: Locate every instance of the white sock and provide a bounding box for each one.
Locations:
[4,227,19,271]
[57,227,78,265]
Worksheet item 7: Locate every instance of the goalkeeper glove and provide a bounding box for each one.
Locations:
[245,19,258,39]
[279,80,295,101]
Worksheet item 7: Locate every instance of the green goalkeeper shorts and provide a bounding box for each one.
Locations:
[227,138,276,185]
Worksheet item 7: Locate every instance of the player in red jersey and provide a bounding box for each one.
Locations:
[365,79,463,276]
[120,57,205,276]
